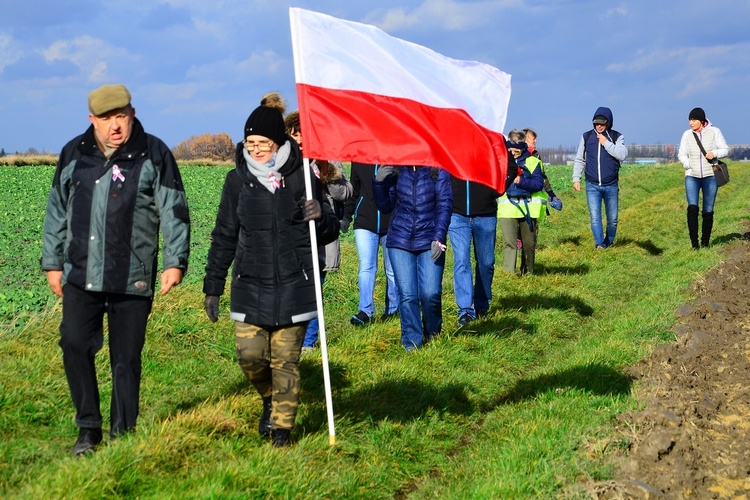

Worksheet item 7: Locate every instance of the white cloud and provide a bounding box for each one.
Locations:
[0,34,23,73]
[368,0,522,32]
[604,6,628,18]
[606,44,747,97]
[677,68,725,98]
[42,36,139,82]
[186,50,285,81]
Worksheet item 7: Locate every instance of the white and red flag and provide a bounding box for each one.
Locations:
[289,7,512,194]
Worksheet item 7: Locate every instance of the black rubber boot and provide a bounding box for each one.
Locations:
[258,396,272,438]
[687,205,700,249]
[271,428,291,448]
[701,211,714,248]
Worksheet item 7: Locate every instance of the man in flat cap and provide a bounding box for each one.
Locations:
[42,84,191,456]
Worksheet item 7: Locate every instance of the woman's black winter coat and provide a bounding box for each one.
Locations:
[203,141,340,326]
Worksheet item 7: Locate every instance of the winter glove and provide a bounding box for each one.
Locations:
[204,295,219,322]
[302,199,322,222]
[340,217,351,233]
[548,195,563,211]
[430,241,446,260]
[374,165,396,182]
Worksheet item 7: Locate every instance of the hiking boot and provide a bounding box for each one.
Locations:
[476,309,489,318]
[72,427,102,457]
[271,428,292,448]
[457,313,473,327]
[349,310,372,326]
[258,396,272,438]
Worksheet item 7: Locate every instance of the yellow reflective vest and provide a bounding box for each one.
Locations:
[496,156,547,220]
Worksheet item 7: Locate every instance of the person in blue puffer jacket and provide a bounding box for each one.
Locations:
[372,165,453,351]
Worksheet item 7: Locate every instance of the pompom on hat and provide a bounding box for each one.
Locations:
[88,84,131,116]
[244,92,287,146]
[689,107,707,123]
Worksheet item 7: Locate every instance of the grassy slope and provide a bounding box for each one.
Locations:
[1,162,748,498]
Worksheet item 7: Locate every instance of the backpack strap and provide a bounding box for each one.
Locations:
[507,196,534,231]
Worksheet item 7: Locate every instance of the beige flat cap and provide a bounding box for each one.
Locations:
[88,84,131,116]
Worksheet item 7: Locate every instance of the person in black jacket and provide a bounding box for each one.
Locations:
[342,163,400,326]
[203,93,339,447]
[41,84,190,456]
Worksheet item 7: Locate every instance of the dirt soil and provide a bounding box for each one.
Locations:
[585,234,750,499]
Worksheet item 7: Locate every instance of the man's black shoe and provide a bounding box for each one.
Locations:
[258,396,272,438]
[457,314,473,327]
[349,310,372,326]
[379,310,399,322]
[72,427,103,457]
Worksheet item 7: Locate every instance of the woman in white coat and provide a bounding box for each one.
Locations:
[677,107,728,249]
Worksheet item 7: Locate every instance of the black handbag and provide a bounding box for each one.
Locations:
[692,132,730,187]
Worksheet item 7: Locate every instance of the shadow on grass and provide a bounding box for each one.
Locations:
[558,236,582,246]
[298,363,472,430]
[616,237,664,256]
[485,363,632,410]
[712,230,750,245]
[534,263,590,275]
[495,293,594,317]
[454,315,532,337]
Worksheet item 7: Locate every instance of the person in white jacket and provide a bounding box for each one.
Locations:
[677,107,729,249]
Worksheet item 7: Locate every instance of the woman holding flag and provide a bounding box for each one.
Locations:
[202,93,339,447]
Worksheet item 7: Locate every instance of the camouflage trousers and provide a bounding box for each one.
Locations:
[235,321,306,430]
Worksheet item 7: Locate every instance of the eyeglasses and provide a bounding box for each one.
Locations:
[245,140,274,152]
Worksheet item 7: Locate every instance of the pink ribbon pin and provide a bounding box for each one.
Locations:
[112,165,125,182]
[269,172,281,191]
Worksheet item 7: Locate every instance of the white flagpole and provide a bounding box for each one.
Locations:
[302,157,337,446]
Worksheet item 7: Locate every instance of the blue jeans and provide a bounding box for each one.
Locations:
[585,183,619,248]
[303,272,326,348]
[354,229,399,318]
[388,247,445,349]
[685,175,717,212]
[448,213,496,318]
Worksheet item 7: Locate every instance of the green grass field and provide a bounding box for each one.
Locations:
[1,162,747,498]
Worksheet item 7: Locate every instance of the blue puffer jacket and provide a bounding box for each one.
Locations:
[372,166,453,253]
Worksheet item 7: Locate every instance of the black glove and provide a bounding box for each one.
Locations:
[374,165,396,182]
[302,199,322,222]
[340,218,351,233]
[430,241,445,260]
[204,295,219,322]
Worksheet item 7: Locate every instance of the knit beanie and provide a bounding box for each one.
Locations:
[244,92,287,146]
[689,107,706,123]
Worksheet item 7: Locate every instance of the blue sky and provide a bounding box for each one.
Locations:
[2,0,749,154]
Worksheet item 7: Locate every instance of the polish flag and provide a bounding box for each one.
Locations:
[289,8,511,194]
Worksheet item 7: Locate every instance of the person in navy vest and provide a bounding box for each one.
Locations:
[572,107,628,249]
